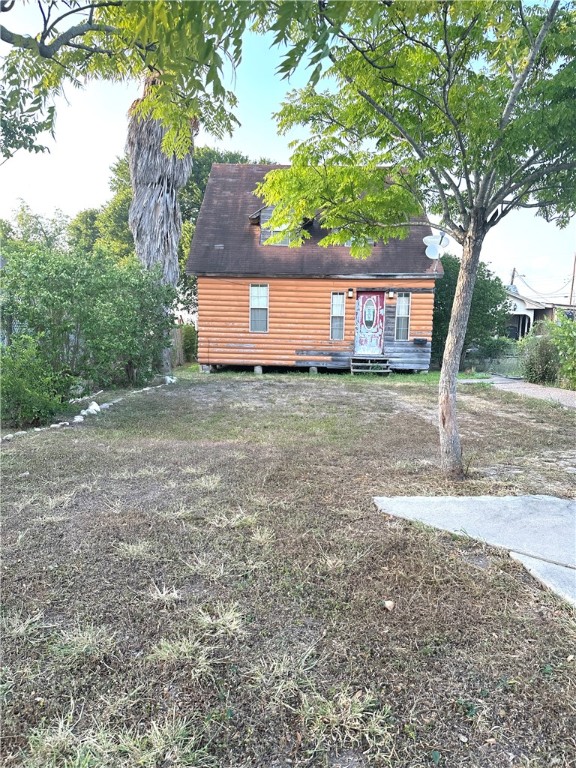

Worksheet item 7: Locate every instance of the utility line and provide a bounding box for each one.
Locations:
[515,274,571,297]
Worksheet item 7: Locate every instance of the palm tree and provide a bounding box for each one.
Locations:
[126,75,196,372]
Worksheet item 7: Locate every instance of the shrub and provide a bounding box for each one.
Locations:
[519,326,559,384]
[477,336,517,362]
[548,311,576,390]
[1,243,176,390]
[0,335,63,428]
[464,336,517,371]
[182,325,198,362]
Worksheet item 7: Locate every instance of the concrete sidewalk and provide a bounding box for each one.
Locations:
[374,495,576,606]
[459,375,576,409]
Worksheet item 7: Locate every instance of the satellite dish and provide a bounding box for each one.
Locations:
[423,231,449,258]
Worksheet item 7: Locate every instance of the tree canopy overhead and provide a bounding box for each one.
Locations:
[1,0,252,157]
[261,0,575,240]
[258,0,576,477]
[0,0,352,160]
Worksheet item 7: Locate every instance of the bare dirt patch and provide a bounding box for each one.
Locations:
[2,370,575,767]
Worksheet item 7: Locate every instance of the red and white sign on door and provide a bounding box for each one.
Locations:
[354,292,385,355]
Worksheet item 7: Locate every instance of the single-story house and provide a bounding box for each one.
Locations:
[505,286,575,339]
[186,164,443,373]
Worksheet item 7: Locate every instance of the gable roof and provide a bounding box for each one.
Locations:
[506,287,547,311]
[186,164,440,278]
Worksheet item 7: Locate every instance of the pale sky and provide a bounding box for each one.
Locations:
[1,7,574,303]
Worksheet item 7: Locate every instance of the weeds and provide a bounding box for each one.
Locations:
[300,688,393,758]
[194,602,245,639]
[209,509,257,529]
[1,610,52,640]
[116,540,154,559]
[181,553,227,581]
[51,623,116,663]
[148,583,182,605]
[251,526,274,546]
[192,474,221,492]
[24,708,214,768]
[147,636,214,678]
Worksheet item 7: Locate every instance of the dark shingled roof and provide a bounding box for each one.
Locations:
[186,164,440,278]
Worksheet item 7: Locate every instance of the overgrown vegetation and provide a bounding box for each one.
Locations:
[0,335,63,427]
[520,326,560,385]
[0,234,175,427]
[548,311,576,390]
[2,371,575,767]
[182,325,198,362]
[519,314,576,389]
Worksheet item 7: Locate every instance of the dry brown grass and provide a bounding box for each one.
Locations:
[1,369,575,767]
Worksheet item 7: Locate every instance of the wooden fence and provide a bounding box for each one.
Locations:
[171,327,185,367]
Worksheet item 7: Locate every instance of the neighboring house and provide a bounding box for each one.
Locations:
[505,286,575,339]
[186,164,443,373]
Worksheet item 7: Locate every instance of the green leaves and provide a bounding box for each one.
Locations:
[258,163,420,258]
[548,311,576,389]
[261,0,576,239]
[1,243,176,390]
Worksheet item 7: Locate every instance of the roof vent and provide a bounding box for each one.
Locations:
[214,244,224,250]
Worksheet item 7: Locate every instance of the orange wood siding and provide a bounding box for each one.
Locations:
[197,277,436,367]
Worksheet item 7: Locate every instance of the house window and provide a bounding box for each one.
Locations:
[395,293,411,341]
[343,238,374,248]
[250,284,269,332]
[260,206,290,246]
[330,292,345,340]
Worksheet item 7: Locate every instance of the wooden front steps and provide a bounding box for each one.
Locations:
[350,356,392,375]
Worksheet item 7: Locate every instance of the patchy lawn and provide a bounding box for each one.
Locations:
[2,368,575,767]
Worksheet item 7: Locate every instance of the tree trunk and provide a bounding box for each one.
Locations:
[438,214,487,479]
[126,80,195,375]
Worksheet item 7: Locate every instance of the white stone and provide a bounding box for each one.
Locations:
[88,401,101,412]
[2,434,14,441]
[73,415,84,423]
[80,410,88,416]
[59,422,70,427]
[50,423,61,429]
[14,431,27,436]
[34,427,47,432]
[100,403,110,409]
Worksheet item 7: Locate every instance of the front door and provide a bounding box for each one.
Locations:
[354,292,386,355]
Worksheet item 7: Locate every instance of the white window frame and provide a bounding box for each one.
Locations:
[260,206,290,246]
[343,237,374,248]
[330,292,345,341]
[395,292,411,341]
[249,284,269,333]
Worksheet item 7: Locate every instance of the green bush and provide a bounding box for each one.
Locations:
[548,311,576,390]
[1,243,176,390]
[464,336,517,371]
[182,324,198,362]
[0,335,63,428]
[519,326,560,384]
[477,336,517,362]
